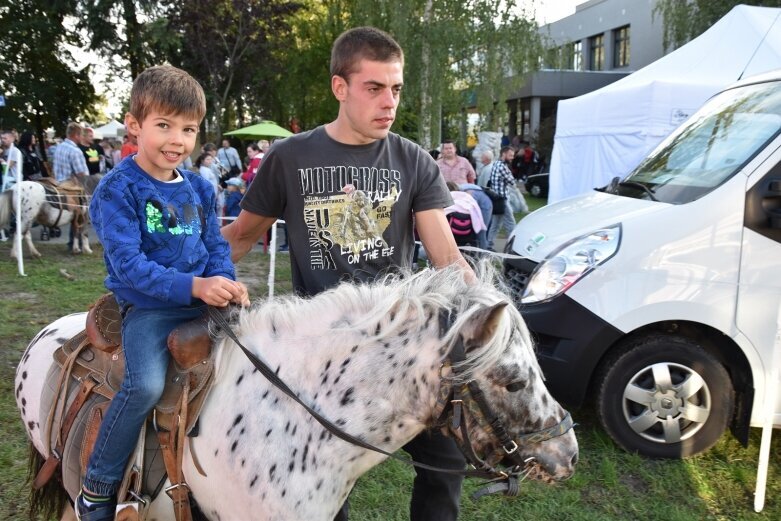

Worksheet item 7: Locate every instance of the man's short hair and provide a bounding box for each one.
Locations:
[330,26,404,80]
[129,65,206,124]
[66,122,83,139]
[500,146,514,156]
[481,149,494,161]
[441,139,456,147]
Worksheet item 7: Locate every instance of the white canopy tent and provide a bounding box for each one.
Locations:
[548,5,781,203]
[92,119,126,139]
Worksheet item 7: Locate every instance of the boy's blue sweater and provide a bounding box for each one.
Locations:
[90,157,235,309]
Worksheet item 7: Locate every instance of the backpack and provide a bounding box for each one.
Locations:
[447,211,478,246]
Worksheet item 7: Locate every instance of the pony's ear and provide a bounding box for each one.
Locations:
[460,302,509,351]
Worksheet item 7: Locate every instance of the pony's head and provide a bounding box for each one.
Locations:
[435,263,579,483]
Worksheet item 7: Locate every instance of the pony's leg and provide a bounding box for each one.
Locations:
[71,224,82,254]
[24,229,42,258]
[81,232,93,254]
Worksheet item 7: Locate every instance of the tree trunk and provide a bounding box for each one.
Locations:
[419,0,434,150]
[122,0,141,79]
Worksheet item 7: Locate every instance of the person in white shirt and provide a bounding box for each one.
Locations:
[1,129,22,191]
[217,138,242,178]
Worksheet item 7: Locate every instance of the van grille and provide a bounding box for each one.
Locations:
[503,259,538,305]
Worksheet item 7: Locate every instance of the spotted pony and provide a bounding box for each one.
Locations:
[16,264,578,521]
[0,178,101,258]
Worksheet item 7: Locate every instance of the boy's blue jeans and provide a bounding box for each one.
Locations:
[83,303,207,496]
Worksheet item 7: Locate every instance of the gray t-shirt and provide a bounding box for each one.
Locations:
[241,126,452,296]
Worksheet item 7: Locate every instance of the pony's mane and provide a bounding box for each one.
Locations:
[227,261,535,382]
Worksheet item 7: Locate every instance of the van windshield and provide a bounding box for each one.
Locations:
[615,80,781,204]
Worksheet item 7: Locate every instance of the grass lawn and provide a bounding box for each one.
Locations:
[0,241,779,520]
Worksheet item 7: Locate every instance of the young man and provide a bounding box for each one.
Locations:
[81,65,248,521]
[222,26,472,521]
[79,126,105,175]
[486,146,519,251]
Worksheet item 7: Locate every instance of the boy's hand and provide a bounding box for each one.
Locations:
[232,281,251,307]
[193,276,249,307]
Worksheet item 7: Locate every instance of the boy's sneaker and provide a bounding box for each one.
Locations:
[75,493,116,521]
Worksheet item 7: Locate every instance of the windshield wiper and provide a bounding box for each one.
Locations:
[618,181,659,201]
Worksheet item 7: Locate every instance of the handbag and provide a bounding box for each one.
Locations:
[483,187,506,215]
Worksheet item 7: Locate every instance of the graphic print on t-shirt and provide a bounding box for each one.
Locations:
[299,165,402,270]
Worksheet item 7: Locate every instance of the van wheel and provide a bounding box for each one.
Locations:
[596,336,733,458]
[528,183,542,198]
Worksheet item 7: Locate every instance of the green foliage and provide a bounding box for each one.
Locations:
[266,0,543,147]
[77,0,170,80]
[165,0,303,139]
[0,0,99,136]
[654,0,781,51]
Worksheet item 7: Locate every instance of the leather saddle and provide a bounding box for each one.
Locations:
[36,294,216,518]
[36,177,87,226]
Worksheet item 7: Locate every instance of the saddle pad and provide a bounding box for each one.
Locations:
[40,367,167,502]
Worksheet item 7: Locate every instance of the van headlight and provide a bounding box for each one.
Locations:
[522,224,621,304]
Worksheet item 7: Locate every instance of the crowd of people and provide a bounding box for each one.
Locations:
[0,121,279,244]
[434,137,536,252]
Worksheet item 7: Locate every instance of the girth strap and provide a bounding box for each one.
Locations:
[156,379,193,521]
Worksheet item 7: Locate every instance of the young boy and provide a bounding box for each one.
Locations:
[82,65,249,520]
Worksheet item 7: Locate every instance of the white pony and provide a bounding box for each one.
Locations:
[0,178,100,258]
[16,265,578,521]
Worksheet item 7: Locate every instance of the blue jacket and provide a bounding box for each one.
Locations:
[90,157,235,308]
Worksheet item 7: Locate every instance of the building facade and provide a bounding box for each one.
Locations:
[507,0,665,144]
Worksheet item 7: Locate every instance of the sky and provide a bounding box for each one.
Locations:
[77,1,587,120]
[528,0,583,25]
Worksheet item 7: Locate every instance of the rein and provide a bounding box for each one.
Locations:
[208,306,574,499]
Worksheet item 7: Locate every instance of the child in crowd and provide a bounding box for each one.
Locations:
[84,65,249,520]
[195,152,223,217]
[224,177,245,221]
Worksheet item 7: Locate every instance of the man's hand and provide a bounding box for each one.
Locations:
[221,211,277,263]
[193,276,250,307]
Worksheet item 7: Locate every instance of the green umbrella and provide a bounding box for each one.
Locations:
[224,120,293,139]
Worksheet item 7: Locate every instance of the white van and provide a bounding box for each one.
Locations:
[503,71,781,458]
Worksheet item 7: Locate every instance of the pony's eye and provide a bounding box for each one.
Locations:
[506,381,526,392]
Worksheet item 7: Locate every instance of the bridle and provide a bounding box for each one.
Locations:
[208,306,574,499]
[432,315,574,497]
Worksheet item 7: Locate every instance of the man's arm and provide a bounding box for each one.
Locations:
[415,208,476,281]
[221,210,277,263]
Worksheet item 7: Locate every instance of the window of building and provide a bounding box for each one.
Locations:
[588,34,604,71]
[614,25,630,68]
[571,41,582,71]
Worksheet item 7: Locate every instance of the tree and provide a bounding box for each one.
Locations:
[0,0,99,146]
[166,0,302,140]
[271,0,544,149]
[655,0,781,51]
[78,0,175,81]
